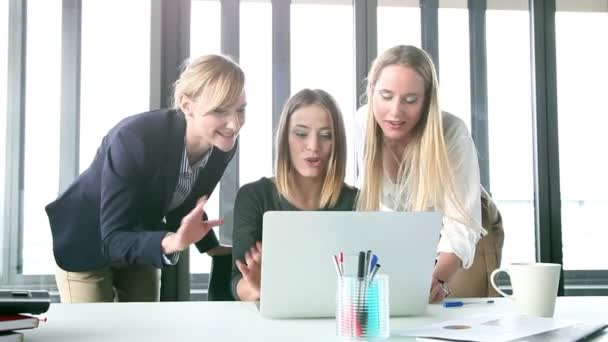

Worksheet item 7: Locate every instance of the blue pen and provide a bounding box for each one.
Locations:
[369,254,378,273]
[443,300,495,308]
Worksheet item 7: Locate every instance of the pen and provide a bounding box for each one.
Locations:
[369,263,381,282]
[369,254,378,274]
[333,254,342,277]
[357,251,366,279]
[364,250,372,278]
[443,300,495,308]
[356,251,366,337]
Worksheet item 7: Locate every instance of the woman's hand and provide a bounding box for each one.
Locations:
[429,252,461,303]
[162,196,223,254]
[429,275,450,303]
[235,241,263,301]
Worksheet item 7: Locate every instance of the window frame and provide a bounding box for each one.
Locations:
[1,0,56,290]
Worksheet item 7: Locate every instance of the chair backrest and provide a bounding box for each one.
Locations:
[207,252,235,301]
[448,186,505,297]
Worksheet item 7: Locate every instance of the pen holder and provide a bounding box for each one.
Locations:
[336,274,390,340]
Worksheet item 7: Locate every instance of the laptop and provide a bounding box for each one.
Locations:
[259,211,442,319]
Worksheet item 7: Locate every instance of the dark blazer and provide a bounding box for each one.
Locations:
[46,109,236,272]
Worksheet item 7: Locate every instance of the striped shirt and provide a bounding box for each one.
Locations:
[162,146,213,265]
[167,146,213,212]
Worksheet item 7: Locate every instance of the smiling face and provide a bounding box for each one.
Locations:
[287,104,334,180]
[371,64,426,146]
[182,90,247,152]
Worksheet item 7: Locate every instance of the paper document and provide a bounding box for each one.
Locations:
[397,314,576,342]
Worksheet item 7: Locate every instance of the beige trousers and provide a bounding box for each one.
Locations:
[55,263,161,303]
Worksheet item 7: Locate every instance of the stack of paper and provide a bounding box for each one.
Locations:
[397,315,577,342]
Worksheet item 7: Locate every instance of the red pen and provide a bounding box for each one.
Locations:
[333,255,342,277]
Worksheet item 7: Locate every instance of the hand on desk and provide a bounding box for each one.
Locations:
[235,241,262,301]
[429,252,460,303]
[429,276,449,303]
[162,196,224,254]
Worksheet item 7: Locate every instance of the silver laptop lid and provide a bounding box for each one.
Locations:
[259,211,442,318]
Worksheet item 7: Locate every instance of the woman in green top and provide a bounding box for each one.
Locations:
[231,88,358,301]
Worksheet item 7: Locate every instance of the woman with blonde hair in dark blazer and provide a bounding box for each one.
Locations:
[47,54,245,302]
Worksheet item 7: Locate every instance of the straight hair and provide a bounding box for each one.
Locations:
[275,89,347,208]
[357,45,472,228]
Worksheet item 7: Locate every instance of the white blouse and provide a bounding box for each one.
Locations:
[354,105,485,269]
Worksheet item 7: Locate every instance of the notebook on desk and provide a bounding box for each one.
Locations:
[259,211,442,319]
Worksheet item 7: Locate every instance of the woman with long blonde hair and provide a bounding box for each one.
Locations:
[355,45,485,303]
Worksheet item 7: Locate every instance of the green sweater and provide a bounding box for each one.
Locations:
[230,177,358,300]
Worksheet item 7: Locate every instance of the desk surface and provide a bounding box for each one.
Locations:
[25,297,608,341]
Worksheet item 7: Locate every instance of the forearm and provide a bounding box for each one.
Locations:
[236,277,260,301]
[434,252,462,282]
[162,229,216,255]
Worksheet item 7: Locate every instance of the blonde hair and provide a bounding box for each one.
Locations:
[173,54,244,110]
[274,89,347,208]
[357,45,471,225]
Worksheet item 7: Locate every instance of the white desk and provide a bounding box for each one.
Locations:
[24,297,608,341]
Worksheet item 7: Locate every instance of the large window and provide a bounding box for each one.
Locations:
[190,0,221,58]
[555,5,608,270]
[189,0,221,274]
[79,0,151,172]
[22,0,62,275]
[377,0,420,55]
[2,0,605,295]
[486,6,536,265]
[291,1,355,184]
[239,0,272,186]
[438,3,471,129]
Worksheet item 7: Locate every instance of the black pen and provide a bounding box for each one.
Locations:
[356,251,366,334]
[357,251,365,279]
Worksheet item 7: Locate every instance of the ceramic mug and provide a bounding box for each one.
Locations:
[490,263,561,317]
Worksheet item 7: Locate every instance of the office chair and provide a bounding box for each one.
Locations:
[207,250,235,301]
[448,186,505,297]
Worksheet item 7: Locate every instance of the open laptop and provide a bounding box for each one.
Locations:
[259,211,442,319]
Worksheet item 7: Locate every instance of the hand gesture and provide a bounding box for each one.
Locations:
[235,241,263,298]
[162,196,223,254]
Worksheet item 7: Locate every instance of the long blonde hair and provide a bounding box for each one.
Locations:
[357,45,470,225]
[173,54,245,111]
[275,89,347,208]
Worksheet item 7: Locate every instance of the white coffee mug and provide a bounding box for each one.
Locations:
[490,262,561,317]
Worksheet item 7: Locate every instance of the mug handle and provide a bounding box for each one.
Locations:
[490,268,513,299]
